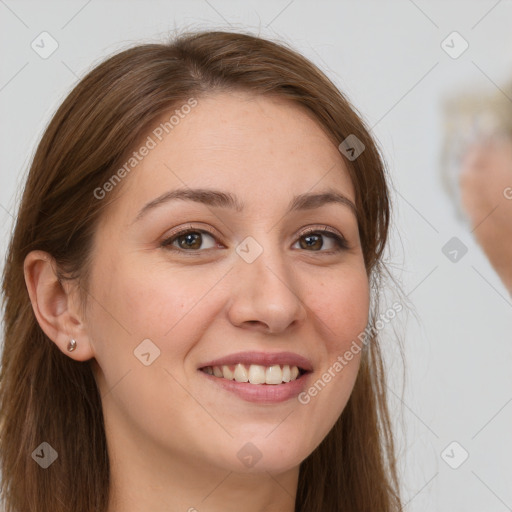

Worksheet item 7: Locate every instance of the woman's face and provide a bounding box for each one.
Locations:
[85,90,370,474]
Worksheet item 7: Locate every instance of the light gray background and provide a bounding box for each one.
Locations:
[1,1,511,510]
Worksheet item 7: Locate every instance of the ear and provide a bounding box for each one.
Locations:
[23,250,95,361]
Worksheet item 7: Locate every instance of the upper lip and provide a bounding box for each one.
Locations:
[199,351,313,372]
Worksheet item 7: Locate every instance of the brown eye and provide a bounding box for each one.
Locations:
[161,230,218,252]
[294,229,349,253]
[299,233,323,250]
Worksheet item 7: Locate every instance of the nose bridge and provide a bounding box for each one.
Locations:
[227,234,307,332]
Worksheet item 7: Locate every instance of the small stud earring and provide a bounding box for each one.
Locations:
[67,339,77,352]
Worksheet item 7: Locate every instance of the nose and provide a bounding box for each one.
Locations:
[226,243,308,334]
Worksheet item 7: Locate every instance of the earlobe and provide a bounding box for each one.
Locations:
[23,250,95,361]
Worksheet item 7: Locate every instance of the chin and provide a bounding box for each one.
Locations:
[205,432,314,474]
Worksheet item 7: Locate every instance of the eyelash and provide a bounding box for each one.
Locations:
[160,225,349,255]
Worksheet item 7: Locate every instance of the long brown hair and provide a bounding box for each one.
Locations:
[1,29,403,511]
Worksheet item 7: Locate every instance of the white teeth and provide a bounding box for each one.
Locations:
[233,363,249,382]
[248,364,266,384]
[265,365,283,384]
[203,363,303,384]
[221,365,234,380]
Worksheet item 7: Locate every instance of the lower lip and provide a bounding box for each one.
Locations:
[198,369,311,403]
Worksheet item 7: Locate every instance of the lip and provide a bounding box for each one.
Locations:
[197,351,314,404]
[198,351,314,372]
[198,368,312,403]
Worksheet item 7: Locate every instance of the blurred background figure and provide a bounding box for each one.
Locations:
[441,81,512,294]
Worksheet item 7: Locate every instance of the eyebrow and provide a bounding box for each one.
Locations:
[132,186,357,223]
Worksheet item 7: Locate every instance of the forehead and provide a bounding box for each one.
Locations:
[107,90,355,220]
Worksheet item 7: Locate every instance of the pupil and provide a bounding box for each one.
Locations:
[302,234,321,250]
[180,233,201,249]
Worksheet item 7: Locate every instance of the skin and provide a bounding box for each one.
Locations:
[24,91,370,512]
[459,134,512,294]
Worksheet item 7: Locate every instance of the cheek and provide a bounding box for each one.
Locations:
[84,255,181,373]
[86,257,215,436]
[299,266,369,414]
[307,266,370,351]
[91,259,230,380]
[96,260,208,339]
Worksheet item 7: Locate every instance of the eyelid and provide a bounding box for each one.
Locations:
[164,222,224,241]
[297,225,345,240]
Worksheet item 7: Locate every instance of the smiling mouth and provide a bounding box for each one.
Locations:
[199,363,309,385]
